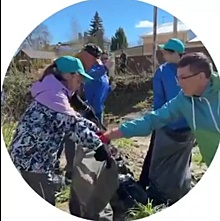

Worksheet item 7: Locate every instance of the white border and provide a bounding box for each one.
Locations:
[1,0,220,220]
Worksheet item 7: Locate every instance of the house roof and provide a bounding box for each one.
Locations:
[56,45,81,55]
[20,48,56,59]
[113,45,143,57]
[141,21,190,37]
[188,36,200,42]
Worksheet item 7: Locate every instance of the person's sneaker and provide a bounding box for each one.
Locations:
[65,171,72,185]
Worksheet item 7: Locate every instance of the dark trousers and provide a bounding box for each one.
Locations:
[139,131,193,191]
[56,136,76,174]
[21,171,55,206]
[138,131,156,189]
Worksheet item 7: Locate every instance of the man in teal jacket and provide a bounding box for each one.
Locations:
[100,52,220,169]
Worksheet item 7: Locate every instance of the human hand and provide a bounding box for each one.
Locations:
[105,60,114,70]
[94,144,110,161]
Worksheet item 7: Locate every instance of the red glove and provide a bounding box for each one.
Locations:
[97,131,110,144]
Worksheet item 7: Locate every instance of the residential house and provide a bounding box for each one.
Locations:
[186,36,203,48]
[140,21,197,55]
[54,32,111,56]
[54,42,83,57]
[15,48,56,63]
[113,45,144,57]
[14,48,56,72]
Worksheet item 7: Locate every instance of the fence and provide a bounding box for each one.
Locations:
[115,46,218,76]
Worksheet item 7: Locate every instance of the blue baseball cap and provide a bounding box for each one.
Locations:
[54,56,93,81]
[159,38,185,54]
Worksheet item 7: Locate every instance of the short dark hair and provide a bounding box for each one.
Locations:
[177,52,212,78]
[164,49,183,57]
[102,50,108,56]
[82,43,103,58]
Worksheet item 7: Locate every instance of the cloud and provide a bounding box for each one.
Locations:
[135,20,153,28]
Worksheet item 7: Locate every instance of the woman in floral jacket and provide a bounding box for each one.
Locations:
[8,56,110,205]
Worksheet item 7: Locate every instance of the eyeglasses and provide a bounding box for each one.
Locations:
[176,71,202,82]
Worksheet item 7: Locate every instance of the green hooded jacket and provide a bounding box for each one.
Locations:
[120,72,220,166]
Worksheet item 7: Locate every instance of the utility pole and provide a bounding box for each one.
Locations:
[152,6,158,74]
[173,16,178,38]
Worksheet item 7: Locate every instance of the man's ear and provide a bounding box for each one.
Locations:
[200,72,207,80]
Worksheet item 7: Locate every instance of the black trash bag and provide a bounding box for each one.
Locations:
[110,153,149,219]
[116,174,148,209]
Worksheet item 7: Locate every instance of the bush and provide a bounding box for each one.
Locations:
[2,61,34,123]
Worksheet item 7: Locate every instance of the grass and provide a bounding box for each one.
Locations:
[56,186,70,204]
[133,101,148,110]
[112,138,135,149]
[126,200,167,220]
[192,150,203,165]
[1,121,17,148]
[55,186,71,213]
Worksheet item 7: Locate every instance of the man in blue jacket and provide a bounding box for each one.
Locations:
[139,38,194,205]
[84,53,114,124]
[139,39,194,201]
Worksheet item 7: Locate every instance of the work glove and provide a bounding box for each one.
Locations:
[94,144,109,161]
[94,144,112,169]
[95,132,112,168]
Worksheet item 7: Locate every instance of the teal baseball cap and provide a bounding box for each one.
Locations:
[159,38,185,54]
[54,55,93,81]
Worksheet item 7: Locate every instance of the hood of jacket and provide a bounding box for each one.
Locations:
[31,74,77,116]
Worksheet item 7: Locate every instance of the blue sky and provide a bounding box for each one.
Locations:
[42,0,174,45]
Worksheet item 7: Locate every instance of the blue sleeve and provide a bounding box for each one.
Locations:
[84,82,109,117]
[119,92,183,138]
[88,65,107,80]
[84,82,96,106]
[84,65,107,104]
[90,86,105,114]
[153,68,166,110]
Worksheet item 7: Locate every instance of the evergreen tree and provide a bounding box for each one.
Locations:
[88,11,104,36]
[87,12,105,50]
[110,27,128,51]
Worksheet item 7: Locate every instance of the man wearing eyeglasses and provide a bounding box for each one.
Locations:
[99,51,220,207]
[138,38,194,205]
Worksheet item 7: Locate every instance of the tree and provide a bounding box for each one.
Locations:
[87,11,105,49]
[21,24,52,50]
[110,27,128,51]
[88,11,104,36]
[87,29,105,50]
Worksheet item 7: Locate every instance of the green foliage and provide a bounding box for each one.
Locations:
[126,200,167,220]
[112,138,135,149]
[31,59,46,70]
[2,61,34,122]
[88,11,105,50]
[88,11,104,36]
[110,27,128,51]
[55,186,70,204]
[1,122,17,148]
